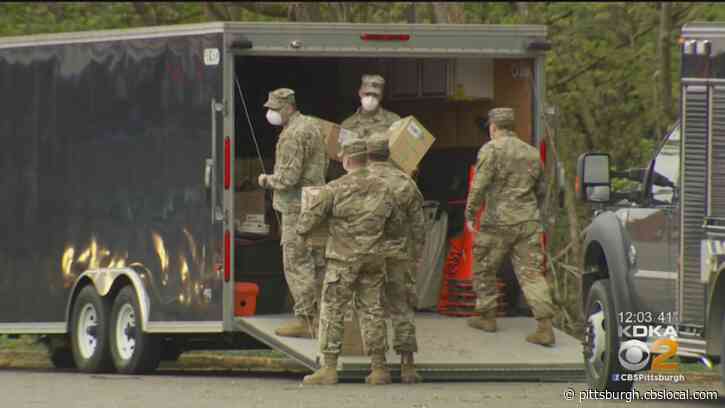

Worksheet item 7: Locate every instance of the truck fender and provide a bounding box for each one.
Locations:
[582,211,638,318]
[706,264,725,358]
[65,267,151,332]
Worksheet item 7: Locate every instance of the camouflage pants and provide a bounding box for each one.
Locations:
[319,257,388,356]
[281,211,325,318]
[383,258,418,353]
[472,221,554,320]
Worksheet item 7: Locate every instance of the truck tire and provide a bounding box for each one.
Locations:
[109,286,160,374]
[70,285,114,372]
[583,279,634,392]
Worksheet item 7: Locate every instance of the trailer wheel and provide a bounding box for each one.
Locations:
[583,279,633,392]
[70,285,114,372]
[109,286,160,374]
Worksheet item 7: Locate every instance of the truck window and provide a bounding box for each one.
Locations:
[651,125,681,205]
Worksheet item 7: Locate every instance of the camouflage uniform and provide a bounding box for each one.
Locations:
[297,140,400,358]
[262,88,329,320]
[367,133,426,354]
[341,74,401,139]
[465,108,555,320]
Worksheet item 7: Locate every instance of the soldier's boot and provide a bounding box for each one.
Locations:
[274,316,315,339]
[400,352,422,384]
[467,310,497,332]
[303,353,338,385]
[365,354,392,385]
[525,318,556,347]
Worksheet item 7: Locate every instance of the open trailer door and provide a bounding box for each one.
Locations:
[225,22,584,381]
[235,314,583,381]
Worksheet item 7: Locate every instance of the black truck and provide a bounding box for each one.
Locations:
[577,22,725,390]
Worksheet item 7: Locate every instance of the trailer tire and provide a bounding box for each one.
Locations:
[583,279,634,392]
[50,347,76,369]
[70,285,114,373]
[109,286,160,374]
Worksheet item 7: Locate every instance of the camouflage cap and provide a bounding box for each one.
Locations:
[487,107,515,127]
[366,132,390,154]
[264,88,296,109]
[360,74,385,96]
[338,138,368,159]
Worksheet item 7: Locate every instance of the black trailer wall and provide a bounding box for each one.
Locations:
[0,33,224,324]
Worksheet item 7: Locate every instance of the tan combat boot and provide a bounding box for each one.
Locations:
[303,353,338,385]
[526,318,556,347]
[467,310,497,332]
[274,316,316,338]
[365,354,392,385]
[400,352,422,384]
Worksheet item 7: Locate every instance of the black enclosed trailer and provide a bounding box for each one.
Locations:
[0,22,583,380]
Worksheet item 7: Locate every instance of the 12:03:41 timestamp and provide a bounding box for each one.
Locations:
[618,311,679,325]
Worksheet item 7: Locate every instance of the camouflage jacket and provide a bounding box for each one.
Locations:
[340,107,401,139]
[268,111,329,214]
[368,161,426,260]
[296,168,400,262]
[465,129,544,226]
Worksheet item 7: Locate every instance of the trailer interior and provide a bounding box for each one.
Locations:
[230,55,583,381]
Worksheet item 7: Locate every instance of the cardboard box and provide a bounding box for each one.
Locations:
[314,118,358,162]
[388,116,436,175]
[301,186,330,248]
[245,214,265,224]
[235,190,266,228]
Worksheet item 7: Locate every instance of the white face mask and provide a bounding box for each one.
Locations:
[266,109,283,126]
[361,95,379,112]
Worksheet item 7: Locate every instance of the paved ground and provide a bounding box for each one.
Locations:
[1,367,722,408]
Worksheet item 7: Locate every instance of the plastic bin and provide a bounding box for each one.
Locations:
[234,282,260,317]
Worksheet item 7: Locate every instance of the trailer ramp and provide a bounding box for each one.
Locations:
[235,313,584,382]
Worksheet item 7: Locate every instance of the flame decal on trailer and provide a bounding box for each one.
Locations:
[59,227,217,310]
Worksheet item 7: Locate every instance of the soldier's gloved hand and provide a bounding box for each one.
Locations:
[465,220,478,232]
[258,174,268,189]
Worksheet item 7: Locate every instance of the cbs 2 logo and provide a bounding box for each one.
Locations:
[618,338,679,372]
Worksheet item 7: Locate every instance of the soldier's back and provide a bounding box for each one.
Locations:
[325,168,395,261]
[480,131,542,225]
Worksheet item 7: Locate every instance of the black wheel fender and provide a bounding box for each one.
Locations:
[583,211,638,317]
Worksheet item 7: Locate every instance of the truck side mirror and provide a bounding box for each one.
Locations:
[576,153,611,203]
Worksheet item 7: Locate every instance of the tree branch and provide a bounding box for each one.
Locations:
[231,2,291,20]
[203,3,228,21]
[133,3,158,26]
[551,5,692,92]
[546,10,573,26]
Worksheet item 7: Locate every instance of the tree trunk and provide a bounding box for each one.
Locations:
[658,2,673,128]
[133,3,158,26]
[292,3,323,22]
[431,3,465,24]
[405,2,417,24]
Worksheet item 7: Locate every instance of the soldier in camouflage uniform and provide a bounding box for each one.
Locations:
[366,132,426,384]
[297,139,399,386]
[258,88,329,339]
[341,74,401,139]
[464,107,556,347]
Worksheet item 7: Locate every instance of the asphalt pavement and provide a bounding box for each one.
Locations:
[1,368,722,408]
